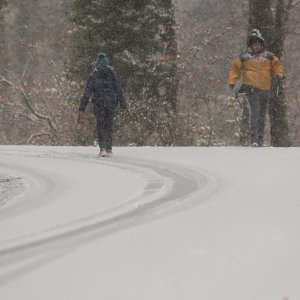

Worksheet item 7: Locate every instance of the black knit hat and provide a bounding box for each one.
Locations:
[247,29,265,47]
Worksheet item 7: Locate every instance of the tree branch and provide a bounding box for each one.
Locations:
[26,132,53,145]
[0,75,14,87]
[19,89,57,135]
[1,74,58,143]
[15,113,37,122]
[290,0,300,8]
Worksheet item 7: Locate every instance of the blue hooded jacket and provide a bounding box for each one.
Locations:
[79,55,127,111]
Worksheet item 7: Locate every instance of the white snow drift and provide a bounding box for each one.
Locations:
[0,145,299,300]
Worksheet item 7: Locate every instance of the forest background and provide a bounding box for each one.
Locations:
[1,0,300,147]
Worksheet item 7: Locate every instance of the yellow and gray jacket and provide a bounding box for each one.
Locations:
[228,50,284,90]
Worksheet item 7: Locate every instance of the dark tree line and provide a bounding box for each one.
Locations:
[1,0,298,146]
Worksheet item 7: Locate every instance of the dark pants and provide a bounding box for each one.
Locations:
[241,85,269,146]
[94,104,115,149]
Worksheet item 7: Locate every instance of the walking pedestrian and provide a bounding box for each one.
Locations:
[78,53,127,157]
[228,29,284,147]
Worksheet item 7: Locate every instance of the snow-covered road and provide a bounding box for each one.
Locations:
[0,146,300,300]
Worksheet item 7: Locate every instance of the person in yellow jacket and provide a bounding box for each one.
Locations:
[228,29,284,146]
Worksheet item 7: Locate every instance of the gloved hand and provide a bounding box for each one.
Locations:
[276,76,284,97]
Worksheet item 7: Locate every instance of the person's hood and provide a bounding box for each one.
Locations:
[96,57,109,66]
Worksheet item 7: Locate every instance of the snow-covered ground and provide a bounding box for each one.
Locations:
[0,145,299,300]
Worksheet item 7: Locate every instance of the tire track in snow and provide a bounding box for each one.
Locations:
[0,149,222,284]
[0,161,66,219]
[0,173,24,208]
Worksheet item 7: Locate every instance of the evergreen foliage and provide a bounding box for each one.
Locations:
[69,0,178,146]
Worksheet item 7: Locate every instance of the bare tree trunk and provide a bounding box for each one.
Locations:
[249,0,274,43]
[0,0,8,94]
[248,0,291,146]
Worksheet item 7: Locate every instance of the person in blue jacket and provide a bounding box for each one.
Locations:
[78,53,127,157]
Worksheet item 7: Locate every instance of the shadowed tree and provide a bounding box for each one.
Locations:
[69,0,178,146]
[249,0,293,146]
[0,0,7,91]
